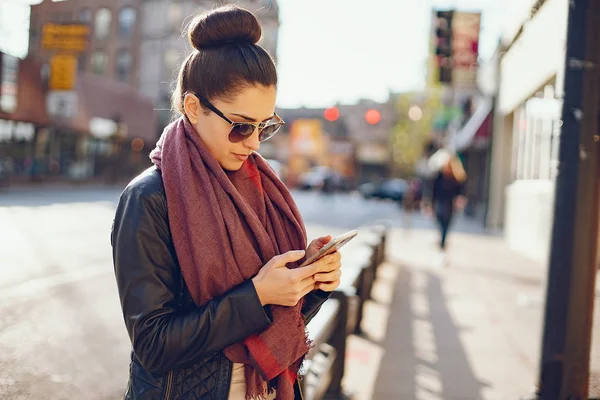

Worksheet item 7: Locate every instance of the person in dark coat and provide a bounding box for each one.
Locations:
[423,150,467,265]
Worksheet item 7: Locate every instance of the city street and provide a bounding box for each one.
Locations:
[0,186,433,400]
[2,185,596,399]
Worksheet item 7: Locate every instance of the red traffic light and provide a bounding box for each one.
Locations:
[324,107,340,122]
[365,109,381,125]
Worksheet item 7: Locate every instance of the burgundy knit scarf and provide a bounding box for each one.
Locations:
[150,117,310,399]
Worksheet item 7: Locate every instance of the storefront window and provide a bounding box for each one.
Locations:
[512,87,561,181]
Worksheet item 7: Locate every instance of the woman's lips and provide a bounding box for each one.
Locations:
[233,153,249,162]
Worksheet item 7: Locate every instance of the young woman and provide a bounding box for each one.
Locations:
[423,150,467,264]
[111,6,342,399]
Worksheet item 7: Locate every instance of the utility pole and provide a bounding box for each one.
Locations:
[537,0,600,398]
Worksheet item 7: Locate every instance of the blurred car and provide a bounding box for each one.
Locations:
[359,178,408,201]
[298,166,351,191]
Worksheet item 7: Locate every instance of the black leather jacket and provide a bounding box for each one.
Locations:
[111,167,330,399]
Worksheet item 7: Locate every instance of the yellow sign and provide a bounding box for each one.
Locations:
[42,23,90,52]
[49,54,77,90]
[289,119,324,156]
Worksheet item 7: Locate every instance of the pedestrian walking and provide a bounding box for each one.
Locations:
[422,149,467,266]
[111,6,343,399]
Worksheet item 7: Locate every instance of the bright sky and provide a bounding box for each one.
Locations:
[1,0,514,108]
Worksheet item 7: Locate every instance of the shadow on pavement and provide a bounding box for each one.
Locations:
[372,266,489,399]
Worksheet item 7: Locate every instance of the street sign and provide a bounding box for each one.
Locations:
[451,12,481,88]
[47,90,78,119]
[42,23,90,53]
[49,54,77,90]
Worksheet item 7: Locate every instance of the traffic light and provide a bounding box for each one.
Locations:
[365,109,381,125]
[324,107,339,122]
[435,10,454,84]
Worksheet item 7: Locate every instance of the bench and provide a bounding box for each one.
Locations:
[303,299,342,400]
[299,224,387,398]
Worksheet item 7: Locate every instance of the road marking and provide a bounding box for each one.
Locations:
[0,263,110,301]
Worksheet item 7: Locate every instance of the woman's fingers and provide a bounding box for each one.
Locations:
[316,279,341,292]
[314,268,342,283]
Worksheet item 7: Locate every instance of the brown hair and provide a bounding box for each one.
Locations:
[172,5,277,115]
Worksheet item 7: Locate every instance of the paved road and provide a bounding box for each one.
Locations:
[0,186,485,399]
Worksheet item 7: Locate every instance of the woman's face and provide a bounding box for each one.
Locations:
[188,85,277,171]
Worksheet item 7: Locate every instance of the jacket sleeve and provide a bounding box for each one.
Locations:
[111,181,273,374]
[302,289,332,325]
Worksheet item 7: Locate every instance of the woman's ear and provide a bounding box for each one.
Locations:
[183,93,201,124]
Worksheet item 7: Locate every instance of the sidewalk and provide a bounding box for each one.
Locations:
[338,226,600,399]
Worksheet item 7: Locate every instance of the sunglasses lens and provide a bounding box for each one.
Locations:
[229,124,255,143]
[259,124,282,142]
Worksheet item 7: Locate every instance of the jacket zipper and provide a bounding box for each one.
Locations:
[296,377,305,400]
[164,370,174,400]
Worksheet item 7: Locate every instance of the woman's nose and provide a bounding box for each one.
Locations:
[244,130,261,151]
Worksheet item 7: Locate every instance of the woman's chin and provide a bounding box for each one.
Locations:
[221,160,245,171]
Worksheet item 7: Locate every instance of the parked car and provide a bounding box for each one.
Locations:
[298,166,351,192]
[359,178,408,201]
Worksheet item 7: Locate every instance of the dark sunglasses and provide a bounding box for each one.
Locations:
[188,92,285,143]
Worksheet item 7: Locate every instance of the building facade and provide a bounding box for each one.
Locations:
[270,98,395,187]
[485,0,568,262]
[138,0,280,130]
[30,0,144,90]
[30,0,280,134]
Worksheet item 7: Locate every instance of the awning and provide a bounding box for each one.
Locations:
[453,98,493,152]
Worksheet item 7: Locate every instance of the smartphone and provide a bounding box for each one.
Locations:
[299,230,358,268]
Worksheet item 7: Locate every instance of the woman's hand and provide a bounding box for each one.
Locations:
[306,235,342,292]
[252,250,311,306]
[252,249,342,306]
[311,250,342,292]
[306,235,332,260]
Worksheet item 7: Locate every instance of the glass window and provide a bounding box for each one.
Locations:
[95,8,112,39]
[91,51,107,75]
[79,8,91,24]
[116,50,132,83]
[118,7,136,38]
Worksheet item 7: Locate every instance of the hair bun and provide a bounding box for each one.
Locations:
[188,5,262,50]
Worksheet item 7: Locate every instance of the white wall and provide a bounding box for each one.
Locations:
[505,180,555,263]
[488,0,567,262]
[499,0,568,114]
